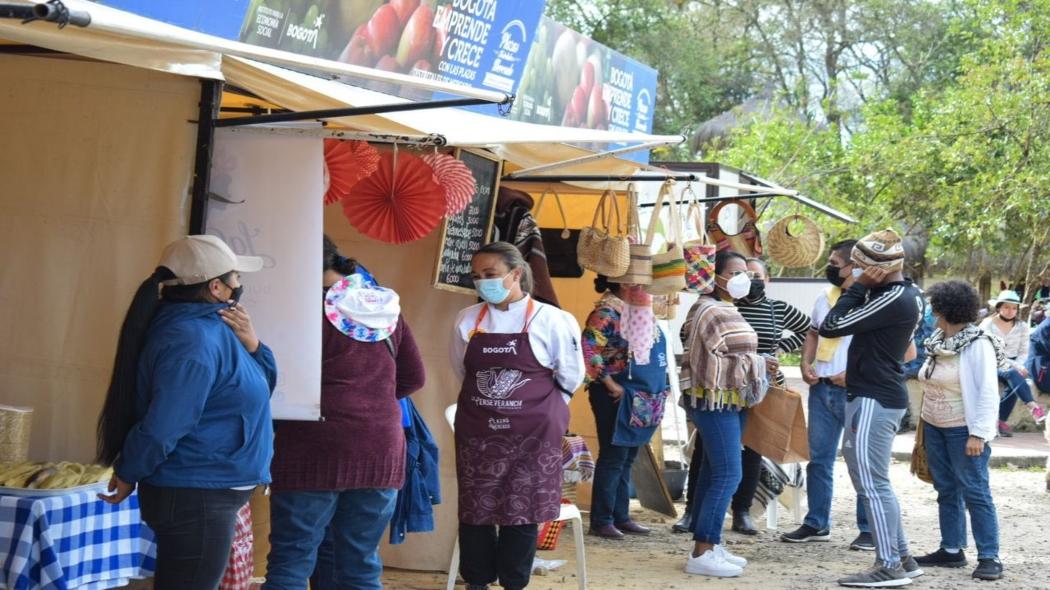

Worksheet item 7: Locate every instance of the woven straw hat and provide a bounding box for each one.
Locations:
[767,215,825,268]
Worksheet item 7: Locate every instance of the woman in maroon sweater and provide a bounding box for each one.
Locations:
[263,237,426,590]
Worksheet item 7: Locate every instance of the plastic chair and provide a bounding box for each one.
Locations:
[765,463,805,530]
[444,403,587,590]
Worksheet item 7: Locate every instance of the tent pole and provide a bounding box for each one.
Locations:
[189,79,222,234]
[503,138,686,178]
[213,96,509,128]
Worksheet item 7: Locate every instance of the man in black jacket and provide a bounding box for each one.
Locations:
[820,229,925,588]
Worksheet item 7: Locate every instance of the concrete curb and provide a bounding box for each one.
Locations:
[891,450,1047,470]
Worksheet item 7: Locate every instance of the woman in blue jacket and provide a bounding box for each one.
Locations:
[95,235,277,590]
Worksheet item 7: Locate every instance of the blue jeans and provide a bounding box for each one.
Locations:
[589,383,641,526]
[690,406,745,544]
[844,397,910,568]
[923,423,1000,559]
[804,381,870,533]
[998,368,1034,421]
[264,488,397,590]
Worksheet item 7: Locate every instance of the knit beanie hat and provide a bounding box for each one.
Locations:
[852,228,905,272]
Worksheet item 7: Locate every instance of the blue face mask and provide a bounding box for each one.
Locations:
[475,275,511,304]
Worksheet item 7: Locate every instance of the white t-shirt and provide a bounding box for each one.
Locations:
[811,290,853,378]
[450,296,585,402]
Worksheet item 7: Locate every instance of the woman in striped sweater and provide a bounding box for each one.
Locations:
[679,251,770,578]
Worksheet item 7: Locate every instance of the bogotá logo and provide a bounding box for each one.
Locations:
[482,339,518,355]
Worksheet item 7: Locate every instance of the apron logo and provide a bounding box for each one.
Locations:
[476,368,531,400]
[488,417,511,431]
[482,339,519,355]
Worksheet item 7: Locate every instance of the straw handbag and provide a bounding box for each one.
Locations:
[577,189,630,277]
[707,198,763,256]
[644,181,687,295]
[767,214,825,268]
[681,185,717,294]
[610,184,652,285]
[911,399,934,484]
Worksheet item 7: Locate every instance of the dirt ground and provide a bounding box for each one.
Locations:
[383,458,1050,590]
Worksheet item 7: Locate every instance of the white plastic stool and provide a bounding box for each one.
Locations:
[444,403,587,590]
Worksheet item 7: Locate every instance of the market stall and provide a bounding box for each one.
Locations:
[0,0,855,583]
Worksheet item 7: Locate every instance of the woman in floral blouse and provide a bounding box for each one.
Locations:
[582,275,668,540]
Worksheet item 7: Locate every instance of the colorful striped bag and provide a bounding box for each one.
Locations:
[644,181,687,295]
[682,184,717,294]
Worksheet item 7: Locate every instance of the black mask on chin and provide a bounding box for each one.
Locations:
[826,265,846,287]
[741,278,766,302]
[223,281,244,306]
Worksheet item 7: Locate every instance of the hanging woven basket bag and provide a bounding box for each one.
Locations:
[767,214,826,268]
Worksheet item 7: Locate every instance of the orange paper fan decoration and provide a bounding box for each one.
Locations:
[324,139,380,205]
[422,152,477,216]
[342,150,445,244]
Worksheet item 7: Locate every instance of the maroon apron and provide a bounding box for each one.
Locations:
[455,300,569,525]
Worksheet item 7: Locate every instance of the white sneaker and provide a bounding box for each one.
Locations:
[715,544,748,567]
[685,549,744,577]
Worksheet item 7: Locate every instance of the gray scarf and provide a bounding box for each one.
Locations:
[922,323,1006,379]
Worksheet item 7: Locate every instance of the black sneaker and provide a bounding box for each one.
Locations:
[850,532,876,551]
[780,524,830,543]
[914,548,967,568]
[972,558,1003,581]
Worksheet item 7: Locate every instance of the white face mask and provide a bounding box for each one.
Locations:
[726,273,752,300]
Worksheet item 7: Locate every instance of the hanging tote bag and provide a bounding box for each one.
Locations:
[536,189,585,278]
[706,198,763,256]
[577,188,630,277]
[644,181,687,295]
[609,183,653,285]
[681,184,717,294]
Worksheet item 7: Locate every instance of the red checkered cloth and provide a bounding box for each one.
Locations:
[220,503,254,590]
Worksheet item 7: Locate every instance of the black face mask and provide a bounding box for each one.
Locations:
[223,281,244,307]
[826,265,846,287]
[741,278,766,302]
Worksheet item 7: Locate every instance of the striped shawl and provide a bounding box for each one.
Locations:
[680,297,768,409]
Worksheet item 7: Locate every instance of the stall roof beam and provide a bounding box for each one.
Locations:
[214,96,509,128]
[504,139,687,179]
[505,173,855,223]
[224,125,447,147]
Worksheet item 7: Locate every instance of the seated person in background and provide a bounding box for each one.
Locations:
[979,290,1045,438]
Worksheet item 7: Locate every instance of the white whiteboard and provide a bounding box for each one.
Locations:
[206,128,323,421]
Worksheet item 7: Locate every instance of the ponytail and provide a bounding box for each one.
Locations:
[323,234,358,276]
[96,267,174,465]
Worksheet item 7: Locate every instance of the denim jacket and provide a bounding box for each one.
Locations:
[389,398,441,544]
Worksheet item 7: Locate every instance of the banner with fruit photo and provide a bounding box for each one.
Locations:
[238,0,544,102]
[509,16,658,163]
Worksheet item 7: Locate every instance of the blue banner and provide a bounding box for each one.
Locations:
[508,16,658,162]
[96,0,252,40]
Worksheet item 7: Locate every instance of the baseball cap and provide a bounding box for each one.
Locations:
[158,235,264,286]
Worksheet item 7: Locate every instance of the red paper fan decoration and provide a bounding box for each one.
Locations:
[323,139,380,205]
[422,152,478,216]
[342,150,445,244]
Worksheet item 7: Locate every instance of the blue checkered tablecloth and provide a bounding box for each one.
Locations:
[0,487,156,590]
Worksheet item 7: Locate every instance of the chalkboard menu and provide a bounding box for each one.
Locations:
[433,149,503,294]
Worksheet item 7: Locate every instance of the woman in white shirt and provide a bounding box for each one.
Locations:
[449,241,584,590]
[979,290,1045,436]
[914,281,1004,581]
